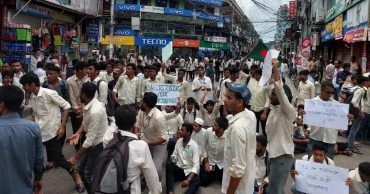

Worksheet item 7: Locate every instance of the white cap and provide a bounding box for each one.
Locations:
[195,118,204,126]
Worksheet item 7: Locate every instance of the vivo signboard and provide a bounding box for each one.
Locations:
[114,4,140,12]
[191,0,222,7]
[114,29,135,36]
[164,8,194,17]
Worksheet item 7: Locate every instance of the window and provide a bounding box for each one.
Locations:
[206,6,214,14]
[327,0,336,10]
[169,0,179,8]
[126,0,138,4]
[141,0,150,5]
[155,0,167,7]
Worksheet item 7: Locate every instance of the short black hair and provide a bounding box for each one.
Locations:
[10,59,21,66]
[148,65,159,72]
[229,66,240,75]
[115,105,137,131]
[137,64,144,72]
[312,142,328,153]
[223,67,230,73]
[250,64,259,70]
[321,81,334,90]
[343,63,351,69]
[309,68,317,74]
[76,61,88,72]
[359,162,370,176]
[47,65,61,74]
[1,70,14,78]
[152,62,161,70]
[255,68,263,76]
[0,85,24,112]
[36,62,44,69]
[186,97,196,104]
[299,70,309,76]
[205,100,215,107]
[337,60,342,65]
[182,123,194,135]
[256,135,267,147]
[106,62,114,68]
[215,117,228,130]
[33,48,40,52]
[50,50,58,54]
[88,59,97,64]
[100,61,107,71]
[143,92,157,108]
[81,82,97,99]
[88,62,101,71]
[72,59,80,67]
[115,60,124,65]
[356,75,367,84]
[178,68,186,74]
[197,66,205,70]
[20,72,40,87]
[297,104,304,110]
[351,56,357,60]
[126,63,136,71]
[144,65,151,70]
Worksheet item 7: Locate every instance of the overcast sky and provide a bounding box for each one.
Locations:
[236,0,290,42]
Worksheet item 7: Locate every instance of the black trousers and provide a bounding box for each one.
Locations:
[215,70,221,82]
[167,138,177,158]
[253,110,270,137]
[166,163,201,194]
[199,164,223,186]
[43,136,70,171]
[70,112,84,150]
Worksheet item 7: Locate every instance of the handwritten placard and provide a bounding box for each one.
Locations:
[303,99,349,130]
[147,84,179,105]
[259,49,280,86]
[295,160,349,194]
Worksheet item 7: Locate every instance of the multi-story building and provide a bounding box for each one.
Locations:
[275,4,290,48]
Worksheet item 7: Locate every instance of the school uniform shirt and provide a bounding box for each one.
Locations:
[266,80,296,158]
[351,86,367,109]
[247,77,258,105]
[12,71,25,89]
[191,128,209,158]
[113,75,141,105]
[296,81,315,105]
[308,96,339,144]
[192,76,212,103]
[82,98,108,148]
[349,168,370,194]
[255,152,269,184]
[162,72,189,104]
[66,75,89,110]
[205,128,226,169]
[30,87,71,142]
[141,77,165,99]
[99,71,114,83]
[172,138,200,176]
[180,108,203,124]
[222,109,257,194]
[88,77,108,106]
[162,110,184,135]
[250,83,271,112]
[102,127,162,194]
[301,155,335,165]
[199,103,220,127]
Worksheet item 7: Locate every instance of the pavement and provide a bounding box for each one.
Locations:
[25,77,370,194]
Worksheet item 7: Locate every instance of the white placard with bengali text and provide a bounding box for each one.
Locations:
[162,41,173,62]
[295,160,349,194]
[147,84,179,105]
[303,99,349,130]
[259,49,280,86]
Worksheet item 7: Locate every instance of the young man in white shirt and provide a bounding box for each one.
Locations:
[200,117,229,186]
[180,97,203,124]
[266,58,296,194]
[20,72,85,193]
[199,90,220,128]
[192,66,212,103]
[30,49,43,72]
[161,63,189,105]
[102,105,162,194]
[349,162,370,194]
[166,123,201,194]
[222,82,256,194]
[34,62,46,77]
[0,70,14,86]
[191,118,208,159]
[86,62,108,106]
[295,70,315,107]
[113,63,141,107]
[141,65,165,99]
[255,135,269,194]
[10,59,26,117]
[99,62,114,83]
[68,82,109,194]
[164,105,184,159]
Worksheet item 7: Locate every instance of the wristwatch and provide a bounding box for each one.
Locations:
[186,178,191,182]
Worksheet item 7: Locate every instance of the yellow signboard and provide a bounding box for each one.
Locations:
[101,36,135,45]
[326,22,333,33]
[333,14,343,35]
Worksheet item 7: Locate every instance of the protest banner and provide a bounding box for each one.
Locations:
[295,160,349,194]
[303,99,349,130]
[147,83,179,105]
[162,41,173,62]
[259,49,280,86]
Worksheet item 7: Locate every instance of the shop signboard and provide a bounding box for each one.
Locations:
[140,5,164,14]
[191,0,222,7]
[321,20,335,42]
[103,0,111,16]
[113,29,135,36]
[300,37,311,69]
[209,36,227,43]
[164,8,194,17]
[333,14,343,40]
[135,37,172,47]
[86,19,100,42]
[173,39,200,48]
[325,0,362,23]
[224,17,231,23]
[345,0,368,32]
[343,27,368,43]
[203,14,223,22]
[289,1,296,18]
[200,41,228,50]
[16,0,52,18]
[114,4,140,12]
[101,36,135,45]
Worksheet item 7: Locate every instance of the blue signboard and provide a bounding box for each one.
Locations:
[135,37,172,47]
[164,8,194,17]
[224,17,231,24]
[86,19,100,42]
[191,0,222,7]
[204,14,223,22]
[114,4,140,12]
[114,29,135,36]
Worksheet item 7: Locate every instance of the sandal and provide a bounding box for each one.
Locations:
[69,168,86,193]
[339,150,353,156]
[44,164,54,173]
[350,148,363,154]
[362,140,370,145]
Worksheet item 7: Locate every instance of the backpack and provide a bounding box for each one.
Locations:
[182,108,197,122]
[343,87,366,118]
[97,80,116,117]
[92,133,136,194]
[308,155,329,165]
[42,80,68,101]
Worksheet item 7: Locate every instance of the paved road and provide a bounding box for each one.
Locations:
[32,78,370,194]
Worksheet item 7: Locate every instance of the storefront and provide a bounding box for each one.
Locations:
[172,39,200,57]
[101,35,136,57]
[198,40,228,57]
[135,37,172,58]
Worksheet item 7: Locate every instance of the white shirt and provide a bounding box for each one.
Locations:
[180,108,203,124]
[102,127,162,194]
[247,77,258,105]
[88,77,108,106]
[255,152,269,184]
[199,103,220,127]
[31,55,42,72]
[222,110,257,194]
[113,75,141,105]
[266,80,296,158]
[349,168,370,194]
[280,63,288,72]
[351,86,367,109]
[192,76,212,103]
[31,87,71,142]
[162,110,183,135]
[191,128,209,158]
[296,81,315,105]
[205,128,226,169]
[172,138,200,176]
[309,96,340,144]
[301,155,335,165]
[82,98,108,148]
[250,83,271,112]
[99,71,114,83]
[363,89,370,114]
[34,68,46,77]
[162,72,189,104]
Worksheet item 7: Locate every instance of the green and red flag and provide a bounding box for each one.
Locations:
[247,40,283,65]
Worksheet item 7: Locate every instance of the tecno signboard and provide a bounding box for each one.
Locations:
[200,41,228,50]
[135,37,173,47]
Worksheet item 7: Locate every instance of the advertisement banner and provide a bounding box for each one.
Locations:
[173,39,200,48]
[289,1,296,18]
[325,0,362,23]
[135,37,172,47]
[300,37,311,69]
[343,27,368,43]
[140,5,164,14]
[333,14,343,40]
[191,0,222,7]
[86,19,100,42]
[321,21,334,42]
[209,36,227,43]
[345,0,369,31]
[103,0,111,16]
[16,0,52,18]
[164,8,194,17]
[200,41,228,50]
[101,36,135,45]
[114,4,140,12]
[113,29,135,36]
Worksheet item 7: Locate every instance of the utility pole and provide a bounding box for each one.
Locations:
[109,0,115,59]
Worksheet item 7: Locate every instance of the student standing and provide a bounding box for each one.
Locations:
[295,70,315,107]
[161,63,189,105]
[86,62,108,106]
[192,66,212,103]
[113,63,141,107]
[254,135,269,194]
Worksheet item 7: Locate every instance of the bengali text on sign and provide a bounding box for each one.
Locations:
[147,84,180,105]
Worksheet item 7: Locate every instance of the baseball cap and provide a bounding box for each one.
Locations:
[225,82,252,106]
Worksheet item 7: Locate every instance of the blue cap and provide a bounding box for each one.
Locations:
[225,82,252,106]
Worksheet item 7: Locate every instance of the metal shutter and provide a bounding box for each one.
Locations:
[9,11,42,28]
